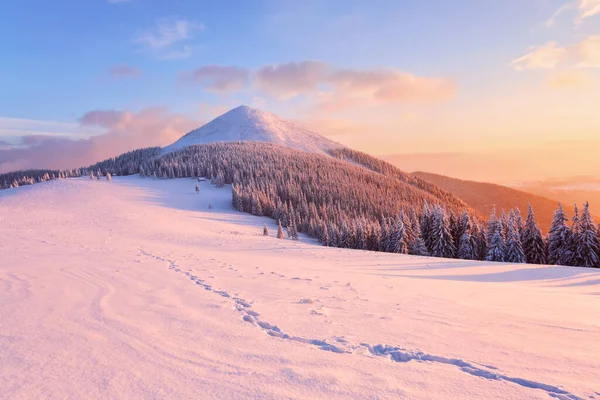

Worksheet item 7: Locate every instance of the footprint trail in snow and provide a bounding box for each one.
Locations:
[140,249,584,400]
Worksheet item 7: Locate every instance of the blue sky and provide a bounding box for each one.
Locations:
[1,0,599,181]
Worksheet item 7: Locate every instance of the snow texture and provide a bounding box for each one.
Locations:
[163,105,345,155]
[1,176,600,399]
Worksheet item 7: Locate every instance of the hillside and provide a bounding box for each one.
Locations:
[411,171,568,232]
[1,176,598,399]
[163,105,345,155]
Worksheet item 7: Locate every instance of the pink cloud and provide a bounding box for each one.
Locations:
[181,65,249,93]
[254,61,329,99]
[0,108,199,173]
[108,64,142,77]
[327,69,456,103]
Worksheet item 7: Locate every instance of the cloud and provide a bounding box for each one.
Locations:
[0,116,102,139]
[572,35,600,68]
[134,18,204,59]
[249,61,455,111]
[181,65,249,93]
[0,108,199,173]
[512,36,600,71]
[547,69,590,87]
[546,0,600,26]
[579,0,600,21]
[254,61,329,99]
[511,42,568,70]
[108,64,141,77]
[327,69,455,102]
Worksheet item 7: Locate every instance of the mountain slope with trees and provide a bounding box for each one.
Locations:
[411,171,575,232]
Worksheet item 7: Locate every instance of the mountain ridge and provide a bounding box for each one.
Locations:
[411,171,575,232]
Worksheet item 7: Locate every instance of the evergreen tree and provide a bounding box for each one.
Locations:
[547,203,571,265]
[263,223,269,236]
[408,237,429,256]
[521,204,547,264]
[486,206,499,248]
[500,210,509,240]
[430,206,456,258]
[290,212,299,240]
[513,208,524,235]
[458,231,474,260]
[392,219,408,254]
[421,204,433,252]
[322,224,329,247]
[277,220,285,239]
[568,205,581,266]
[575,202,599,268]
[473,222,487,260]
[505,215,526,263]
[486,224,505,262]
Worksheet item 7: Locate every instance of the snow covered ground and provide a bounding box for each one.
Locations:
[1,176,599,400]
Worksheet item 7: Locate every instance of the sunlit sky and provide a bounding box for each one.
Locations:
[1,0,599,182]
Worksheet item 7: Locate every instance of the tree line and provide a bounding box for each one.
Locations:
[1,141,598,267]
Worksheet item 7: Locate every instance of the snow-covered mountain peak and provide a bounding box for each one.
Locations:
[163,105,345,154]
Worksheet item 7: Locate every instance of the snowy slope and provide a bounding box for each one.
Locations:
[1,177,600,399]
[163,105,345,154]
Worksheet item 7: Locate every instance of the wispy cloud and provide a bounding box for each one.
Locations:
[572,35,600,68]
[511,42,568,70]
[0,109,199,173]
[134,18,204,59]
[254,61,329,99]
[184,61,456,112]
[0,116,102,139]
[108,64,141,78]
[547,69,590,88]
[545,0,600,27]
[512,36,600,71]
[180,65,249,93]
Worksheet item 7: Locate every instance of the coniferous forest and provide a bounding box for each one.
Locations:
[1,142,598,268]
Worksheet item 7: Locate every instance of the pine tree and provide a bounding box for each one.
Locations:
[392,219,408,254]
[568,205,581,266]
[408,237,429,256]
[458,231,474,260]
[547,203,571,265]
[277,220,285,239]
[263,223,269,236]
[521,204,547,264]
[513,208,524,235]
[421,204,433,252]
[430,206,456,258]
[504,215,526,263]
[290,212,299,240]
[575,202,599,268]
[486,206,499,248]
[486,224,505,262]
[500,210,509,240]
